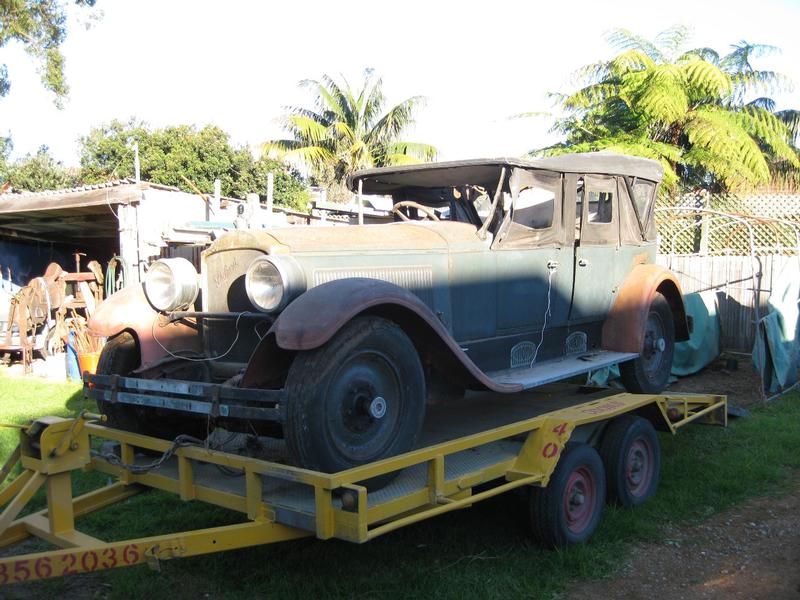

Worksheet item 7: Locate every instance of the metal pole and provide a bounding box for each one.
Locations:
[266,173,274,228]
[357,179,364,226]
[212,179,221,220]
[133,143,140,183]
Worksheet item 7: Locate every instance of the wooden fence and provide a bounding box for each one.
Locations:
[656,254,797,352]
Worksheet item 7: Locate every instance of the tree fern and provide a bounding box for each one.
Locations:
[525,27,799,192]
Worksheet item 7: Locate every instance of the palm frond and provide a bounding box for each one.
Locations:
[366,95,427,146]
[776,109,800,145]
[385,141,438,162]
[605,28,664,62]
[679,47,720,64]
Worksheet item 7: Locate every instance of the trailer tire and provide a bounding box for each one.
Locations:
[284,316,426,490]
[96,332,208,444]
[529,442,606,548]
[619,292,674,394]
[599,415,660,507]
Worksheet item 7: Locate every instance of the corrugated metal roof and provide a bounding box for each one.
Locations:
[1,178,140,199]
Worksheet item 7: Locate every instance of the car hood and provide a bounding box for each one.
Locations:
[206,221,485,255]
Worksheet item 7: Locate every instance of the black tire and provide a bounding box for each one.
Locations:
[619,292,675,394]
[598,415,660,508]
[529,443,606,548]
[96,332,208,442]
[284,316,426,489]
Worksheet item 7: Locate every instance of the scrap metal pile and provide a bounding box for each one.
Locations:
[0,255,107,373]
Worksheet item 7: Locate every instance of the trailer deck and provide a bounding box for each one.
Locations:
[0,386,726,584]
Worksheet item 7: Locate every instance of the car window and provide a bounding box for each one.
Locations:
[587,190,613,223]
[513,185,554,230]
[631,179,656,228]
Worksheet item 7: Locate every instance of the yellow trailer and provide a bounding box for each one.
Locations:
[0,387,726,584]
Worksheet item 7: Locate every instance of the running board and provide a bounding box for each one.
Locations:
[487,350,638,389]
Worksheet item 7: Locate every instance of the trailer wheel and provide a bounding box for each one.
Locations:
[284,316,425,489]
[96,332,207,443]
[619,292,675,394]
[599,415,660,507]
[529,443,606,548]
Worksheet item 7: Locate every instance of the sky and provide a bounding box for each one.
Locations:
[1,0,799,170]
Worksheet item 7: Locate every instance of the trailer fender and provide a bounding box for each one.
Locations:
[88,284,201,368]
[241,278,521,393]
[601,264,690,354]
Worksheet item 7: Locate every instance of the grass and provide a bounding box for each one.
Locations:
[1,376,799,599]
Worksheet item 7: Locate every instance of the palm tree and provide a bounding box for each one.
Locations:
[529,26,800,192]
[264,70,437,199]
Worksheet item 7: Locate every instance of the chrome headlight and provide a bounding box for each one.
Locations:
[144,258,199,312]
[245,256,305,313]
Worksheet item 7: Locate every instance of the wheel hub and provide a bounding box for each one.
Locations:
[368,396,387,419]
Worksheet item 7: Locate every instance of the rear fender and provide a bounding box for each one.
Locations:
[601,264,690,353]
[241,278,521,393]
[88,284,201,369]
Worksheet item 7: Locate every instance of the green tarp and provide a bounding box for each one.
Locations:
[591,290,721,386]
[753,260,800,394]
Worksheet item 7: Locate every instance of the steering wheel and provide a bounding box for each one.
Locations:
[391,201,441,222]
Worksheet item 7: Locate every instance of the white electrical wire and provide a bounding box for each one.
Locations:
[529,265,556,368]
[151,312,246,362]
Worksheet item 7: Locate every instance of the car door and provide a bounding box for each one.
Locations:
[483,169,574,369]
[569,174,623,324]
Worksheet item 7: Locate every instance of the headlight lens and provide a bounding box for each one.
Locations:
[144,258,199,311]
[245,256,305,312]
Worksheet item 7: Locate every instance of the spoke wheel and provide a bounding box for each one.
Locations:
[620,292,675,394]
[285,316,426,489]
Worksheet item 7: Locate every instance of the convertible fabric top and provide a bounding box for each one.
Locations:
[347,153,664,194]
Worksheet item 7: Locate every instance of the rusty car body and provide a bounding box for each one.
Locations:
[86,153,688,479]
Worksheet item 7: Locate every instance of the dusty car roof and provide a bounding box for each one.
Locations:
[347,153,664,194]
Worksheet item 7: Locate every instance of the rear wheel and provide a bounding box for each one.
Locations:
[96,332,208,442]
[284,316,426,489]
[529,443,606,548]
[620,292,675,394]
[599,415,660,507]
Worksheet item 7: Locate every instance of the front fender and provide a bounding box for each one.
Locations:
[88,284,201,368]
[601,264,690,353]
[243,278,521,393]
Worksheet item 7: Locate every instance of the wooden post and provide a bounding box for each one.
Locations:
[246,193,260,229]
[357,179,364,226]
[266,173,274,228]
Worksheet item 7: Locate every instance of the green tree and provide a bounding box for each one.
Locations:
[78,119,310,210]
[530,26,800,192]
[3,145,74,191]
[0,0,98,107]
[264,69,437,200]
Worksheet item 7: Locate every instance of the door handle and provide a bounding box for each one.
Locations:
[578,259,588,267]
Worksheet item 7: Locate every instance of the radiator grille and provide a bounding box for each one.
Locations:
[313,266,434,305]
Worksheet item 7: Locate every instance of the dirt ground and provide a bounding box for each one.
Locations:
[567,474,800,600]
[666,354,764,409]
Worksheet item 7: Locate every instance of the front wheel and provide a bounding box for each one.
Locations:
[284,316,426,488]
[96,332,208,442]
[619,292,675,394]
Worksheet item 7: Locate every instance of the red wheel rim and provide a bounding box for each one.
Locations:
[563,466,597,533]
[626,438,654,497]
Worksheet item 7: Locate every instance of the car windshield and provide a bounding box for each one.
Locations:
[391,182,502,228]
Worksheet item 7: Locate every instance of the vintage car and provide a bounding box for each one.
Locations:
[87,153,688,480]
